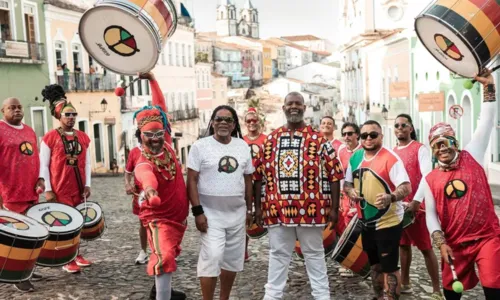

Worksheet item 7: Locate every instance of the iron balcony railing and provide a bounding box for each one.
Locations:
[171,108,199,122]
[55,72,117,92]
[0,39,46,61]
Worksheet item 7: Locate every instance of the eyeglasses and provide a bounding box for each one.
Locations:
[142,130,165,139]
[394,123,409,129]
[360,131,380,140]
[431,137,457,152]
[63,112,78,118]
[342,131,355,137]
[246,119,258,124]
[214,116,234,123]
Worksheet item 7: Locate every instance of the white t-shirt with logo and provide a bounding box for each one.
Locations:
[188,136,254,227]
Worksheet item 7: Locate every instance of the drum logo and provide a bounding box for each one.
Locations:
[444,179,467,199]
[103,26,140,57]
[79,207,97,223]
[0,216,29,230]
[434,34,464,61]
[19,141,34,156]
[42,211,72,227]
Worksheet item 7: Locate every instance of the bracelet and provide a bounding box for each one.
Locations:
[431,230,447,249]
[191,205,204,217]
[484,84,496,102]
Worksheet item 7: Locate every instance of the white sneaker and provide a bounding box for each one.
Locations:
[135,250,148,265]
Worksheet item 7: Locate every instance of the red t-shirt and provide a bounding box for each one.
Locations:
[43,129,90,203]
[393,141,424,204]
[0,121,40,203]
[125,146,142,173]
[243,133,267,169]
[331,139,343,153]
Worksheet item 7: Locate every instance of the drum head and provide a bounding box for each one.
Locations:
[79,4,159,75]
[26,203,84,234]
[0,210,49,239]
[76,202,103,227]
[415,16,480,78]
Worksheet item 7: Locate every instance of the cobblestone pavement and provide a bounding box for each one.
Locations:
[0,176,494,300]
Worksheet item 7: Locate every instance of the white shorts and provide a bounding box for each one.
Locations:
[197,221,246,277]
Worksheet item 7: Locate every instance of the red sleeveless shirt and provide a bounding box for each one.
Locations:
[393,141,423,204]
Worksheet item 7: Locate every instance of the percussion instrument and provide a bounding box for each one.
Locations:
[76,202,106,241]
[402,210,416,229]
[79,0,178,75]
[27,203,84,267]
[295,223,337,260]
[331,215,370,278]
[415,0,500,78]
[246,223,267,239]
[0,210,49,283]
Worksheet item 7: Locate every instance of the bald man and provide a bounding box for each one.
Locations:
[0,97,45,292]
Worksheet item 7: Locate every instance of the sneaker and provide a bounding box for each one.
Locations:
[171,288,187,300]
[75,255,92,267]
[62,261,81,273]
[149,284,156,300]
[401,284,413,294]
[31,273,43,282]
[135,250,149,265]
[244,251,249,262]
[430,292,444,300]
[14,280,34,292]
[339,267,355,277]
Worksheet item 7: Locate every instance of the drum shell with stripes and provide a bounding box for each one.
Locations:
[76,202,106,241]
[295,224,337,260]
[0,210,49,283]
[415,0,500,78]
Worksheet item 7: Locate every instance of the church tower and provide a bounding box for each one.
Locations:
[216,0,237,36]
[238,0,259,38]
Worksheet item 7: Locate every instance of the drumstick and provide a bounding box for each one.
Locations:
[463,65,500,89]
[115,77,141,96]
[448,255,464,293]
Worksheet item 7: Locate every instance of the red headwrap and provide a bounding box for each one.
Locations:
[245,107,258,118]
[135,108,164,132]
[428,122,456,146]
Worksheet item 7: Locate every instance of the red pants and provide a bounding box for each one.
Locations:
[132,196,140,216]
[400,213,432,250]
[443,236,500,291]
[146,219,187,276]
[3,200,37,214]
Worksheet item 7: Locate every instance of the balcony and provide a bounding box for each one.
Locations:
[170,108,199,122]
[55,72,117,92]
[0,39,45,64]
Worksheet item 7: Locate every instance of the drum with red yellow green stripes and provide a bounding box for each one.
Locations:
[0,210,49,283]
[331,215,370,278]
[26,203,83,267]
[415,0,500,78]
[294,223,337,260]
[76,202,106,241]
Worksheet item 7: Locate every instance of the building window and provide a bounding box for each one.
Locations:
[23,3,36,43]
[78,120,88,133]
[138,79,143,96]
[128,76,135,96]
[184,92,189,109]
[72,44,82,70]
[171,93,176,111]
[182,44,186,67]
[188,45,192,67]
[168,42,173,65]
[93,123,103,163]
[0,0,13,40]
[161,50,166,65]
[191,92,195,108]
[175,43,180,66]
[31,107,47,146]
[54,41,66,66]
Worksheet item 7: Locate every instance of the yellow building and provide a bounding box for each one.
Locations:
[45,0,121,173]
[262,46,272,83]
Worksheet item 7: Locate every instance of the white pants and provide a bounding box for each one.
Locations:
[264,226,330,300]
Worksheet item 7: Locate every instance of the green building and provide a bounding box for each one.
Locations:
[0,0,51,142]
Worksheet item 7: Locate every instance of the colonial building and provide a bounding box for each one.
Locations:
[196,62,213,135]
[0,0,51,144]
[216,0,259,39]
[213,42,250,88]
[281,35,334,53]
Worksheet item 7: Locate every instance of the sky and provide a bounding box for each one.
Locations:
[184,0,339,41]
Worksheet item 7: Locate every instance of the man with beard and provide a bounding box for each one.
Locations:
[344,120,411,300]
[423,71,500,300]
[187,105,254,300]
[38,84,92,273]
[320,116,342,153]
[242,107,267,261]
[133,73,189,300]
[392,114,441,299]
[256,92,344,300]
[0,97,45,292]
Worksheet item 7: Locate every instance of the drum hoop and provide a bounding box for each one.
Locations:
[333,216,359,252]
[414,15,481,78]
[0,228,49,241]
[27,203,84,235]
[162,0,178,39]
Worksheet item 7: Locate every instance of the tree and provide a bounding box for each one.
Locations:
[195,52,209,63]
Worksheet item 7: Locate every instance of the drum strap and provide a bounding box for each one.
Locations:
[56,128,84,195]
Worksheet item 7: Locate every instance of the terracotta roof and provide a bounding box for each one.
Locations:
[44,0,90,12]
[286,43,311,51]
[197,32,218,37]
[285,77,304,84]
[282,35,321,41]
[214,42,243,51]
[311,50,331,56]
[266,38,290,46]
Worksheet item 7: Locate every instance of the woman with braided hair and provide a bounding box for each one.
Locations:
[38,84,93,273]
[187,105,256,300]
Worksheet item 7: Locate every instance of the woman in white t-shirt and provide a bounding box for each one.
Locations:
[187,105,255,300]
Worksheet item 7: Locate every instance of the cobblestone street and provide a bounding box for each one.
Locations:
[0,176,492,300]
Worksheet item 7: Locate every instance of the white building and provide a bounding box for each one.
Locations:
[196,62,213,135]
[216,0,259,39]
[281,35,335,53]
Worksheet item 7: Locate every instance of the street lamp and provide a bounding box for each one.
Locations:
[89,98,108,121]
[381,104,389,120]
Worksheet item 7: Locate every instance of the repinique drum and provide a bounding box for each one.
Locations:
[27,203,84,267]
[415,0,500,78]
[402,210,415,229]
[331,215,370,278]
[0,210,49,283]
[79,0,178,75]
[76,202,106,241]
[295,223,337,260]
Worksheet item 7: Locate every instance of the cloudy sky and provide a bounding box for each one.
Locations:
[184,0,339,40]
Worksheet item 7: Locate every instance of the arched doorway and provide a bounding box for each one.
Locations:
[461,95,472,146]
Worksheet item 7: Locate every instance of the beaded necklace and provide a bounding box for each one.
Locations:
[141,145,177,181]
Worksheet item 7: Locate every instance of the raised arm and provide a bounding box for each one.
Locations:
[413,145,432,202]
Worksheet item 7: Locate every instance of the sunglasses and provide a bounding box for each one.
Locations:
[214,116,234,123]
[360,131,380,140]
[431,137,457,152]
[63,112,78,118]
[342,131,355,137]
[246,119,258,124]
[394,123,409,129]
[142,130,165,139]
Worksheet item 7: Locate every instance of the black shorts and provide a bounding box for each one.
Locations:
[361,222,403,273]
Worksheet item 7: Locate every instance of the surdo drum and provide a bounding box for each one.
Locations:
[76,202,106,241]
[415,0,500,78]
[0,210,49,283]
[295,223,337,260]
[79,0,178,75]
[27,203,84,267]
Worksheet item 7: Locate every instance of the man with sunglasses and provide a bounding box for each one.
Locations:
[320,116,343,153]
[392,114,442,299]
[423,71,500,300]
[39,84,92,273]
[344,120,411,300]
[0,97,45,292]
[242,107,267,262]
[256,92,344,300]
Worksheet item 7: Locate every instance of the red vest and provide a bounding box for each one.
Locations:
[425,151,500,246]
[393,141,423,203]
[338,144,361,174]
